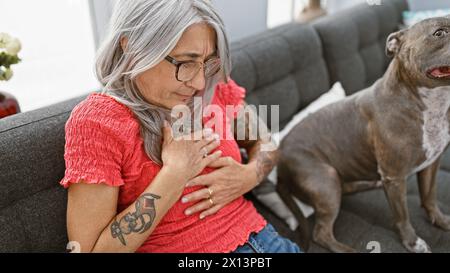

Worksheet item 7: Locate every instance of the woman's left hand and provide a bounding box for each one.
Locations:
[181,156,258,219]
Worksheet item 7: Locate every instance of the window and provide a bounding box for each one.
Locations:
[267,0,375,29]
[0,0,98,112]
[267,0,308,28]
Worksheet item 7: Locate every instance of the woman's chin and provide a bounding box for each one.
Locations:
[175,96,193,105]
[166,100,190,110]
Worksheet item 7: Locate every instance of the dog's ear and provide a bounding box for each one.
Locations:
[386,29,406,58]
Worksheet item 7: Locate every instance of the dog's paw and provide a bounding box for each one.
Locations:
[404,237,432,253]
[426,209,450,231]
[433,214,450,231]
[375,180,383,188]
[313,236,358,253]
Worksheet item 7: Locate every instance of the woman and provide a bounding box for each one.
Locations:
[60,0,301,253]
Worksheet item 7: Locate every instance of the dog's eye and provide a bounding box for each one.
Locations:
[434,29,448,37]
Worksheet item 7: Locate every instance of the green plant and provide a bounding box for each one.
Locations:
[0,33,21,81]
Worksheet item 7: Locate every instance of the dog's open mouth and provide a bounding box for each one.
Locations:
[428,66,450,79]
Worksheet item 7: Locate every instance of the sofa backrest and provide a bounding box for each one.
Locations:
[230,23,330,129]
[0,0,409,252]
[313,0,409,95]
[0,97,83,252]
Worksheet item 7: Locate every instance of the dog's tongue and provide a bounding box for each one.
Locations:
[431,66,450,78]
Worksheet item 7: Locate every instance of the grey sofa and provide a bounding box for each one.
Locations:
[2,0,448,253]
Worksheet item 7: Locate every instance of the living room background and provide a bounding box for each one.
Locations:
[0,0,449,113]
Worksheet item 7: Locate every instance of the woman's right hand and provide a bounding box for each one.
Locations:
[161,120,222,183]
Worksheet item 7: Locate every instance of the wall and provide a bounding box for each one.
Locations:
[212,0,268,42]
[326,0,450,13]
[89,0,116,48]
[89,0,268,47]
[408,0,450,11]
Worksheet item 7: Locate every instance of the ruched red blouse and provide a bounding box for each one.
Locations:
[60,79,267,252]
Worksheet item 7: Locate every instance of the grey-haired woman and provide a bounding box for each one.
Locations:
[60,0,301,253]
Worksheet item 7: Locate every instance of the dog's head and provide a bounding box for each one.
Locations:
[386,16,450,88]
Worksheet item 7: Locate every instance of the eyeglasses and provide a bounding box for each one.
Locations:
[165,55,221,82]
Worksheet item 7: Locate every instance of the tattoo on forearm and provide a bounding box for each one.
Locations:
[254,142,279,183]
[110,193,160,246]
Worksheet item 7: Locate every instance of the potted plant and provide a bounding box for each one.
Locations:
[0,32,21,119]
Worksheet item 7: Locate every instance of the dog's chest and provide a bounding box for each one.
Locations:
[412,87,450,173]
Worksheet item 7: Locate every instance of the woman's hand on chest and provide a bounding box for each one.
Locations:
[161,121,223,187]
[180,156,259,219]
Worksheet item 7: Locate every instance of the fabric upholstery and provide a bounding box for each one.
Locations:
[230,23,330,128]
[3,0,446,253]
[309,171,450,253]
[0,96,84,252]
[312,0,408,94]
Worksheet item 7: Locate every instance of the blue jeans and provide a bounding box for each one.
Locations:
[233,223,302,253]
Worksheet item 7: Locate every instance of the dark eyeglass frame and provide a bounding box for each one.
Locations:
[165,55,221,82]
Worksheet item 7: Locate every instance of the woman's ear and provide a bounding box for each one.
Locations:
[120,37,128,52]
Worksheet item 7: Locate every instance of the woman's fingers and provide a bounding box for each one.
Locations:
[184,197,217,218]
[201,137,220,155]
[199,204,222,219]
[195,133,219,149]
[185,128,219,156]
[169,126,219,153]
[202,150,222,168]
[190,127,213,141]
[162,120,173,144]
[201,127,214,138]
[206,156,234,168]
[181,187,212,204]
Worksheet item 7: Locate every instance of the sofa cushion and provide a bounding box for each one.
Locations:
[313,0,408,95]
[0,96,85,252]
[0,0,422,253]
[231,23,330,129]
[308,154,450,253]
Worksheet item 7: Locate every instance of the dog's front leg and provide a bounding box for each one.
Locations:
[382,176,431,253]
[418,157,450,230]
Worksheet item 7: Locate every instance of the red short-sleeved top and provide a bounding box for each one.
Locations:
[60,79,267,253]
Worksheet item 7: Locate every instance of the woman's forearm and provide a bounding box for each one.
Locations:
[91,166,185,252]
[246,140,279,185]
[234,103,279,186]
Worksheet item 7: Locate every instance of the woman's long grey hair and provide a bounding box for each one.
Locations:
[95,0,231,165]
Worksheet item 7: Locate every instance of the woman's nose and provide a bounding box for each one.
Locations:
[186,67,206,90]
